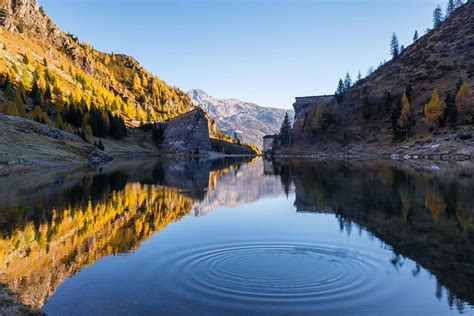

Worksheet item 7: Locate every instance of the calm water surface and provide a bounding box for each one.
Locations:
[0,158,473,315]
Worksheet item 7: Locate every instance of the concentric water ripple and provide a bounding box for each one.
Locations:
[160,242,390,309]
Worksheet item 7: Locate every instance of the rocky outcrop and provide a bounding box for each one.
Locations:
[162,109,212,152]
[291,95,334,141]
[0,0,93,72]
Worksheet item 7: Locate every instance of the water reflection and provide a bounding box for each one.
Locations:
[0,158,473,314]
[0,158,257,309]
[271,159,474,311]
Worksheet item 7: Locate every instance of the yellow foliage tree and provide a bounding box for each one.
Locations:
[456,82,472,113]
[424,90,445,127]
[133,73,141,92]
[397,93,411,129]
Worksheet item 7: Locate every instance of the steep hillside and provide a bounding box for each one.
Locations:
[188,89,293,149]
[0,0,255,170]
[0,0,193,131]
[287,1,473,159]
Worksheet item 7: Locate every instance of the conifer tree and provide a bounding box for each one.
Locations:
[357,71,362,82]
[456,82,471,113]
[455,0,464,8]
[335,79,345,103]
[3,77,16,101]
[14,90,26,117]
[133,73,141,92]
[279,113,292,146]
[443,92,457,125]
[344,72,352,89]
[424,90,446,127]
[447,0,456,16]
[433,5,443,28]
[413,30,419,42]
[397,93,414,140]
[390,33,400,58]
[56,113,65,130]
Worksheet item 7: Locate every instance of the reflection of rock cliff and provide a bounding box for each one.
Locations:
[191,159,286,216]
[0,157,257,310]
[272,159,474,308]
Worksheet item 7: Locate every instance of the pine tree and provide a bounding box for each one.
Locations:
[279,113,292,146]
[444,92,457,125]
[433,5,443,28]
[14,90,26,117]
[424,90,446,127]
[455,0,464,8]
[400,45,405,53]
[413,30,419,42]
[357,71,362,82]
[390,33,400,58]
[3,77,16,101]
[56,113,65,130]
[447,0,456,16]
[335,79,345,103]
[344,72,352,89]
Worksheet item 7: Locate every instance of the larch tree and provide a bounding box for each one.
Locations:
[397,93,414,140]
[456,82,473,113]
[433,5,443,28]
[133,73,141,92]
[279,113,292,147]
[424,90,446,127]
[390,33,400,58]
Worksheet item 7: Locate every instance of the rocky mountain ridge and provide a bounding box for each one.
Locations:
[188,89,293,149]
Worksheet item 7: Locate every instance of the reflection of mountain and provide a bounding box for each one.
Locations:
[191,159,286,216]
[271,159,474,310]
[0,176,195,309]
[0,157,282,310]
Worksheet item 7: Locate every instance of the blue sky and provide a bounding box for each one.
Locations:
[40,0,443,109]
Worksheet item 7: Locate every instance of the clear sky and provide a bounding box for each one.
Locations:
[40,0,443,109]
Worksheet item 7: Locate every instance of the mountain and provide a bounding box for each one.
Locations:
[0,0,193,123]
[188,89,293,149]
[0,0,255,172]
[287,1,473,159]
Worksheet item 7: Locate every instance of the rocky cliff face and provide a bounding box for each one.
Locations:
[162,109,212,152]
[0,0,92,71]
[188,89,293,149]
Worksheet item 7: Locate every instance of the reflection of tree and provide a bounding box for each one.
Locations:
[0,181,194,309]
[272,159,474,309]
[424,188,447,223]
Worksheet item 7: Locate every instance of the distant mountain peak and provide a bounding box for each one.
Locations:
[188,89,294,149]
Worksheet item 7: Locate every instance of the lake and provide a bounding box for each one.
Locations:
[0,158,473,315]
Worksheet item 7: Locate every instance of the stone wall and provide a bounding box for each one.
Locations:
[162,109,212,152]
